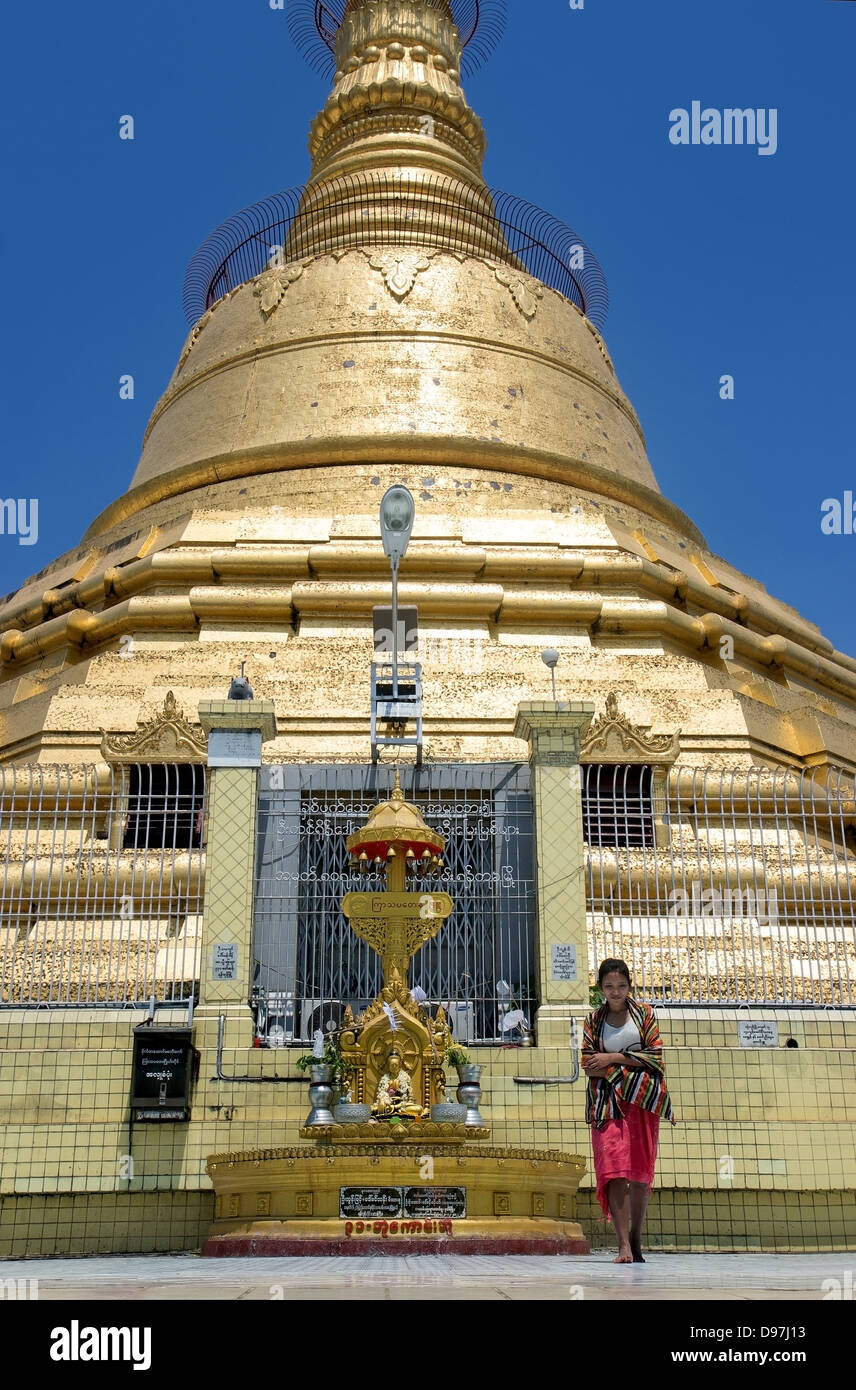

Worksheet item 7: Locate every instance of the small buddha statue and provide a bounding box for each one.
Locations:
[371,1050,426,1119]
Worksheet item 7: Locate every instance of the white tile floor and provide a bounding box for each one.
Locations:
[0,1252,853,1300]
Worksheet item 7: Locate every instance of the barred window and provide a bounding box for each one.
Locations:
[122,764,206,850]
[582,764,654,848]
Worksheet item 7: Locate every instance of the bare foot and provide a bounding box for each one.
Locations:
[630,1240,646,1264]
[613,1245,633,1263]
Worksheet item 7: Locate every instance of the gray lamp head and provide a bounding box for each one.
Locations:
[541,648,559,670]
[380,486,415,566]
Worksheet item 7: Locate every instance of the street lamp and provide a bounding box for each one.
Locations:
[541,648,559,701]
[380,486,415,697]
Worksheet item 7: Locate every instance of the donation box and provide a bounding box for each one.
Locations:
[131,1026,195,1122]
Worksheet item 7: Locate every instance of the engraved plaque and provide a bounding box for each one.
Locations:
[402,1187,466,1219]
[208,728,262,767]
[339,1188,402,1219]
[212,943,239,981]
[737,1020,779,1048]
[551,943,578,982]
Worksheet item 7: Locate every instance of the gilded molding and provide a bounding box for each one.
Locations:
[492,263,545,320]
[580,692,679,764]
[584,319,615,374]
[178,311,213,369]
[308,0,486,172]
[312,109,479,169]
[207,1146,586,1170]
[367,248,433,299]
[85,435,705,551]
[246,245,551,322]
[253,260,313,318]
[297,1122,490,1142]
[252,249,440,320]
[309,75,485,163]
[177,288,241,370]
[100,690,207,763]
[353,971,426,1028]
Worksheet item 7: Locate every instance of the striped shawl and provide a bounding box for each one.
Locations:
[583,997,676,1130]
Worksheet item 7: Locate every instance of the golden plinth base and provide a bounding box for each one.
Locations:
[298,1122,488,1143]
[203,1145,589,1256]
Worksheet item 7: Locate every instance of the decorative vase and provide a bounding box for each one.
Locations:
[455,1064,485,1126]
[305,1064,335,1126]
[332,1102,371,1125]
[431,1102,467,1124]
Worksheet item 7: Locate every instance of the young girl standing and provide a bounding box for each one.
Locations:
[582,958,676,1262]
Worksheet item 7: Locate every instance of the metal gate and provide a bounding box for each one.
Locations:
[252,763,534,1042]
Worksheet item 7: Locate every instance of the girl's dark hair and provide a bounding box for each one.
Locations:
[598,958,632,987]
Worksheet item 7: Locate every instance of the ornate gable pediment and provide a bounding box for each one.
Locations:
[580,692,679,765]
[100,690,207,762]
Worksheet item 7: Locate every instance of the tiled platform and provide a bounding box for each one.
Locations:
[0,1251,852,1300]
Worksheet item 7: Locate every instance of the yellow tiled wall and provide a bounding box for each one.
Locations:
[1,1007,853,1256]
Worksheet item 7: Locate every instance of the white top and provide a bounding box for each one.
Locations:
[602,1017,642,1054]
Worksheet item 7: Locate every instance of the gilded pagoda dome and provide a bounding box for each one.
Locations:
[83,0,680,544]
[117,248,659,518]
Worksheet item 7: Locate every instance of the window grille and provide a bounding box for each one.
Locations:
[582,764,655,848]
[122,764,206,850]
[585,764,856,1007]
[0,762,206,1006]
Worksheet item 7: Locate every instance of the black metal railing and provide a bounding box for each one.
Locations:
[183,174,608,330]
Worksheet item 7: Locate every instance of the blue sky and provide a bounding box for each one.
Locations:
[2,0,854,653]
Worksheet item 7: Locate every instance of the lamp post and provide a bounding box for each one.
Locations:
[380,486,415,698]
[541,648,559,701]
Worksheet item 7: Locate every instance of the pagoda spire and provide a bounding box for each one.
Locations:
[285,0,511,262]
[312,0,481,182]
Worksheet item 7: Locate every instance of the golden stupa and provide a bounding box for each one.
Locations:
[1,0,854,1264]
[2,0,854,769]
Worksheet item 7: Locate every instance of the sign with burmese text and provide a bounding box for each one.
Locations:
[551,943,578,981]
[340,1187,467,1219]
[340,1188,403,1219]
[208,728,262,767]
[212,943,239,981]
[737,1021,779,1048]
[131,1027,193,1122]
[403,1187,466,1219]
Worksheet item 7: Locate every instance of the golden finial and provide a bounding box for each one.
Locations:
[291,0,502,266]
